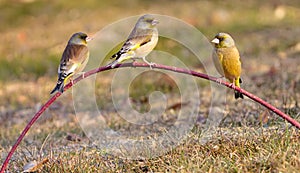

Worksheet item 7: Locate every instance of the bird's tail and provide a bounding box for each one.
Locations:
[50,81,64,94]
[50,73,68,94]
[106,59,120,68]
[234,77,244,99]
[234,90,244,99]
[106,54,132,68]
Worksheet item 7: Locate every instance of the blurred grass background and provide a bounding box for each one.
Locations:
[1,0,298,111]
[0,0,300,172]
[1,0,299,80]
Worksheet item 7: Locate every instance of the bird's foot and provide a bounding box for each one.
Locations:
[216,78,222,84]
[216,76,224,84]
[76,72,86,78]
[148,62,156,69]
[142,57,155,69]
[229,83,236,90]
[131,59,137,67]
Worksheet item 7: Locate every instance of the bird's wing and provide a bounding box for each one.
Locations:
[111,29,154,60]
[212,50,225,76]
[59,44,88,75]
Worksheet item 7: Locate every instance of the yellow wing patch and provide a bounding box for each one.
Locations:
[130,44,141,51]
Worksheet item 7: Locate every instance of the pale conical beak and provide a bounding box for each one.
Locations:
[211,38,219,44]
[152,19,159,26]
[86,36,94,42]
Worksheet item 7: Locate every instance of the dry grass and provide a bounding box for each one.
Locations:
[1,0,300,172]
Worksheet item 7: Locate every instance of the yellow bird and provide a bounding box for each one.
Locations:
[211,32,244,99]
[50,32,91,94]
[107,14,159,68]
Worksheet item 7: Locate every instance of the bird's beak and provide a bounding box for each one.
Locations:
[211,38,219,44]
[152,19,159,26]
[86,36,94,42]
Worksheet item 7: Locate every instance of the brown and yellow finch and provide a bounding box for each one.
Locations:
[107,14,159,68]
[211,32,244,99]
[50,32,91,94]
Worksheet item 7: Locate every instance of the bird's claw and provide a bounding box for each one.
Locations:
[148,62,156,69]
[216,78,223,84]
[229,83,236,89]
[215,76,224,84]
[131,61,137,67]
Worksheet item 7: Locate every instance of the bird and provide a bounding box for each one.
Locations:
[50,32,91,94]
[211,32,244,99]
[107,14,159,68]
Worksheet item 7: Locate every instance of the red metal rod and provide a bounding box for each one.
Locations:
[1,62,299,172]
